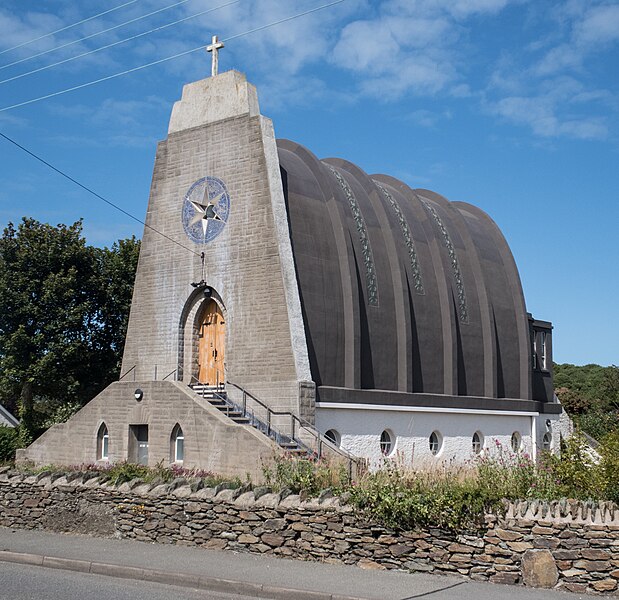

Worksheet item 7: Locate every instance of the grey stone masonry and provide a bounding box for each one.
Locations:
[16,381,281,480]
[121,70,312,415]
[1,472,618,595]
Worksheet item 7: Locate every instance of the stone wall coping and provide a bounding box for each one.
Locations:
[1,469,618,525]
[506,499,619,526]
[0,470,342,512]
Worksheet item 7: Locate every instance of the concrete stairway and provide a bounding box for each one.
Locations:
[189,384,309,457]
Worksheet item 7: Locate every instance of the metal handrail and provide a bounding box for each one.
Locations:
[162,368,177,381]
[189,375,278,439]
[226,380,359,470]
[187,377,359,475]
[119,365,136,381]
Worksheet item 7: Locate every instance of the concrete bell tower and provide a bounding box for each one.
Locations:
[121,69,313,419]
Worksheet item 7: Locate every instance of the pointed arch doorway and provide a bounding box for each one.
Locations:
[197,300,225,385]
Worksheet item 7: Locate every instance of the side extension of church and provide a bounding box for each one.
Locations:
[18,70,566,475]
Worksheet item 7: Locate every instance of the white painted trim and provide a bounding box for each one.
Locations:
[316,402,540,417]
[531,415,537,462]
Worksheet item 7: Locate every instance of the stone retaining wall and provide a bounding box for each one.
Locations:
[1,469,618,595]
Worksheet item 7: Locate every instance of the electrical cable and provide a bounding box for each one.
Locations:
[0,0,196,71]
[0,0,348,113]
[0,131,202,257]
[0,0,241,86]
[0,0,143,56]
[0,0,241,85]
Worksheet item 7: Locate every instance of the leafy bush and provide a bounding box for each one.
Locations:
[544,432,601,499]
[598,430,619,503]
[262,454,351,496]
[554,363,608,404]
[0,425,18,463]
[574,410,619,441]
[555,387,589,415]
[476,441,560,501]
[103,462,150,485]
[349,465,497,531]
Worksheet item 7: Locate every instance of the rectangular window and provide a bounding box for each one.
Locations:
[540,332,547,370]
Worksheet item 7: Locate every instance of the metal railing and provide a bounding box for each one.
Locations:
[119,365,136,381]
[190,375,296,447]
[230,381,361,477]
[189,377,360,477]
[118,364,179,382]
[162,368,178,381]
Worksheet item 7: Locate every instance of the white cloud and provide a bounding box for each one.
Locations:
[575,4,619,46]
[490,94,608,140]
[484,1,619,141]
[1,0,616,144]
[385,0,512,19]
[407,108,452,127]
[45,95,167,147]
[329,0,526,100]
[533,2,619,77]
[0,111,28,128]
[0,9,64,55]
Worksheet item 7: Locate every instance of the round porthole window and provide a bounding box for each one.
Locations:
[429,431,442,456]
[380,430,394,456]
[472,431,484,455]
[511,431,522,452]
[324,429,341,448]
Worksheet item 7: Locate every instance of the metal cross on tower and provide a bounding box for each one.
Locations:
[206,34,224,77]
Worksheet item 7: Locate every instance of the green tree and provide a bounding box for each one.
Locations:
[0,218,139,445]
[555,386,589,415]
[553,363,607,405]
[598,365,619,410]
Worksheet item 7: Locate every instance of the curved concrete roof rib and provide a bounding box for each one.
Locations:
[278,139,531,402]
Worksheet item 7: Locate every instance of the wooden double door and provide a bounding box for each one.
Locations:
[198,300,225,385]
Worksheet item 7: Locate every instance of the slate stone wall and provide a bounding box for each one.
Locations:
[1,471,618,594]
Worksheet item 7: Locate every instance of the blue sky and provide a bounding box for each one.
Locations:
[0,0,617,367]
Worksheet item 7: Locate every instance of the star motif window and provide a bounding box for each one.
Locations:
[181,176,230,244]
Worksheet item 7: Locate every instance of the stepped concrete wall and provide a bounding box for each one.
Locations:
[15,381,281,480]
[1,471,618,595]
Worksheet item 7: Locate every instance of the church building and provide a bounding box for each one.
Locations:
[18,53,564,476]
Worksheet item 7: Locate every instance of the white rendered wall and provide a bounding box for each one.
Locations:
[316,406,564,470]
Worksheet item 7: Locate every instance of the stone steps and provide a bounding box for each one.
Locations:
[189,384,310,458]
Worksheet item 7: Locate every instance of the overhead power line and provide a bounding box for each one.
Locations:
[0,0,142,57]
[0,0,348,113]
[0,0,241,86]
[0,131,202,257]
[0,0,196,71]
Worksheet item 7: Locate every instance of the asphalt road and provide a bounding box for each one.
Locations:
[0,562,255,600]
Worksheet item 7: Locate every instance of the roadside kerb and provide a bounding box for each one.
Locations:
[0,550,365,600]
